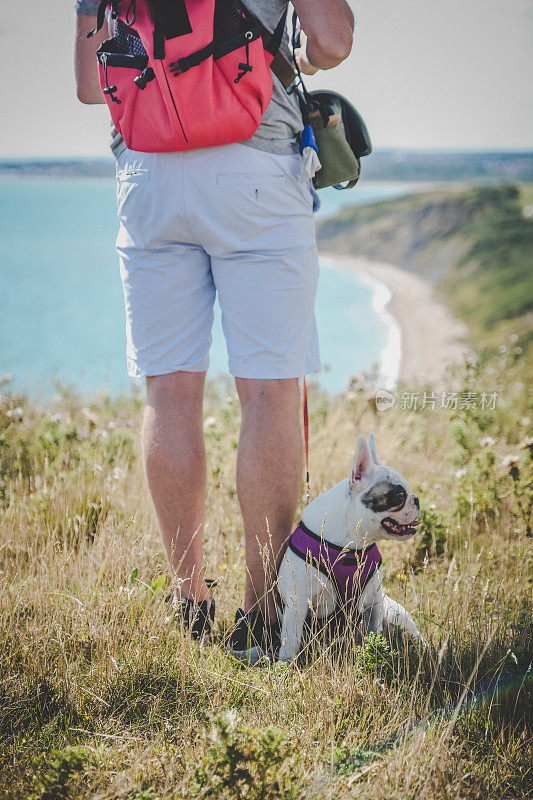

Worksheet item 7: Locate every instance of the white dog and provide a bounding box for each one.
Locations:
[277,433,422,662]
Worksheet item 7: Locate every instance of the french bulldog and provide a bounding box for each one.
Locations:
[277,432,422,662]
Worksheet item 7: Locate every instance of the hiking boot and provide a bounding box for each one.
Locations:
[227,608,281,665]
[167,597,215,641]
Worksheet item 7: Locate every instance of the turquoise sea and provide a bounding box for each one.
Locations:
[0,177,409,396]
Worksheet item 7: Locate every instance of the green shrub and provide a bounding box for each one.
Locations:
[29,746,93,800]
[191,713,303,800]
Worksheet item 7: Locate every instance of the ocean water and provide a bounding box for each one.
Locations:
[0,177,408,397]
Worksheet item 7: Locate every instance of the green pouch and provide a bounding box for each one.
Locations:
[307,90,372,191]
[313,123,360,190]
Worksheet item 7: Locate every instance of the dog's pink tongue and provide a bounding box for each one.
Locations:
[412,520,422,526]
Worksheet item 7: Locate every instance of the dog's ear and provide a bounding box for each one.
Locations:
[350,435,375,490]
[368,431,381,465]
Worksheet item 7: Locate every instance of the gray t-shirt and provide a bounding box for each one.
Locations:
[75,0,302,155]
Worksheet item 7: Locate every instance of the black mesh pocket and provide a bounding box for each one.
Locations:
[214,0,250,41]
[115,18,148,57]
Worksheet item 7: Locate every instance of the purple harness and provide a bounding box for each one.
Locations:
[288,521,382,609]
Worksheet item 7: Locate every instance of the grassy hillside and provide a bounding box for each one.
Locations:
[1,185,532,799]
[318,184,533,353]
[1,363,531,799]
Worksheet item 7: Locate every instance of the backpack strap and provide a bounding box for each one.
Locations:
[270,50,298,89]
[87,0,111,38]
[249,8,297,89]
[169,41,215,76]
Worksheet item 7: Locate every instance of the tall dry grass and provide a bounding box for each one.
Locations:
[0,350,531,799]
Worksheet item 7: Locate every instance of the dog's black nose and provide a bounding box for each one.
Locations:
[413,495,420,508]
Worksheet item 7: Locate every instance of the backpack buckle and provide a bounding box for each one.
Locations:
[134,67,156,90]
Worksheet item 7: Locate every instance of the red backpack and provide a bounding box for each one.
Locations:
[88,0,296,153]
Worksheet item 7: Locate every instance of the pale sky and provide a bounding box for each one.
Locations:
[1,0,532,156]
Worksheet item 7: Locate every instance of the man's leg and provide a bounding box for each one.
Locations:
[142,371,210,603]
[235,378,303,621]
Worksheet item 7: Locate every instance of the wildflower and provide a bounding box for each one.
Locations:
[480,436,496,447]
[455,469,466,479]
[347,372,365,392]
[82,407,98,426]
[51,413,62,422]
[6,406,23,422]
[519,437,533,458]
[112,467,126,481]
[204,416,216,429]
[212,710,238,742]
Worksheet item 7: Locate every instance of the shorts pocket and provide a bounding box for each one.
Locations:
[216,172,286,187]
[116,168,151,226]
[117,167,150,181]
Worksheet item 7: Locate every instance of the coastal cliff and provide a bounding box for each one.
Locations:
[317,185,533,353]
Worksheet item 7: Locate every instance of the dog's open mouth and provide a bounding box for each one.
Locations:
[381,518,422,537]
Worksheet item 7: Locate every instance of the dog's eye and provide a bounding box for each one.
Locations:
[361,482,407,513]
[386,485,408,511]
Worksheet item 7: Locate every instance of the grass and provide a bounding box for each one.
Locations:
[444,186,533,340]
[1,337,532,798]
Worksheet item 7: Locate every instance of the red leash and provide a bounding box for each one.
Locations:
[303,376,310,504]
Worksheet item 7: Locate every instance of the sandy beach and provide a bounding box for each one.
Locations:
[322,253,471,389]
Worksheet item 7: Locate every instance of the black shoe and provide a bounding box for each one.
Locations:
[167,597,215,641]
[227,608,280,665]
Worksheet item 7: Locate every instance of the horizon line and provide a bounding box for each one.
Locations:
[1,146,533,162]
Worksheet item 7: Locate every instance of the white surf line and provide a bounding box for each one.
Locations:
[370,279,401,391]
[322,255,401,390]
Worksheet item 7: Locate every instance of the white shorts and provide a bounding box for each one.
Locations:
[115,142,321,380]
